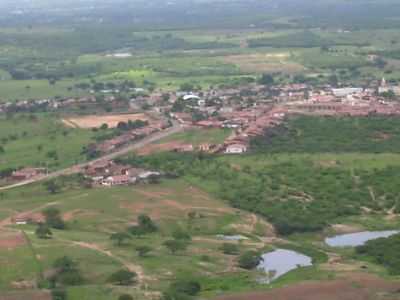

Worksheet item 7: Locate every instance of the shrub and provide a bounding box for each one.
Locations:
[238,251,262,269]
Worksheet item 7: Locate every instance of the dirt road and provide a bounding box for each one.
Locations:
[0,123,183,191]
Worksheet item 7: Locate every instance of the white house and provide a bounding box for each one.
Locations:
[225,144,248,154]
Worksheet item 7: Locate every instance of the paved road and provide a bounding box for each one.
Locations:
[0,123,183,191]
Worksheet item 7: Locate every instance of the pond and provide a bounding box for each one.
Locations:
[216,234,248,241]
[257,249,312,283]
[325,230,399,247]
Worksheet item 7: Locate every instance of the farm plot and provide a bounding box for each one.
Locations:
[222,53,305,74]
[62,113,151,129]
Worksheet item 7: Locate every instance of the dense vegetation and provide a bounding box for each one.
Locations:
[121,116,400,235]
[356,234,400,275]
[248,31,367,48]
[252,116,400,153]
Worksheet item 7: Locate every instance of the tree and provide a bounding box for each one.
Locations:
[137,214,157,233]
[128,214,158,237]
[108,270,137,285]
[54,256,77,272]
[46,150,59,160]
[172,229,192,242]
[135,245,152,257]
[170,280,201,296]
[162,279,201,300]
[259,74,274,86]
[100,123,108,130]
[53,256,84,286]
[238,251,262,269]
[51,289,67,300]
[163,240,188,254]
[44,180,61,194]
[42,207,65,229]
[35,223,52,239]
[119,295,133,300]
[110,232,131,246]
[381,90,396,99]
[220,243,239,255]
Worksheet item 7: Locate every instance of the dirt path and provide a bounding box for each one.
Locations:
[71,241,145,282]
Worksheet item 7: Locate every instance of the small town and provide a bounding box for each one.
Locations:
[5,77,400,186]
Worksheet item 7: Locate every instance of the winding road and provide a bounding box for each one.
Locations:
[0,122,183,191]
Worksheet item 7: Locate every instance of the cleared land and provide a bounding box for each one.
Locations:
[215,273,400,300]
[223,53,305,74]
[62,113,151,129]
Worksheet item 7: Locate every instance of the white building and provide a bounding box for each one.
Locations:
[332,88,363,97]
[225,144,247,154]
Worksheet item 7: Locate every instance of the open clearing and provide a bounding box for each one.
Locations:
[0,232,26,250]
[215,273,400,300]
[222,53,305,74]
[0,291,51,300]
[62,113,151,129]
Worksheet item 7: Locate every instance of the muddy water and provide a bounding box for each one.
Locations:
[325,230,399,247]
[257,249,312,283]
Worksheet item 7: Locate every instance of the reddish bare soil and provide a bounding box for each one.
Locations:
[62,113,150,129]
[0,232,26,250]
[0,291,51,300]
[215,274,400,300]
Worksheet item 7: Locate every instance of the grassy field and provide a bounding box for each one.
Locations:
[0,114,96,171]
[0,178,277,299]
[156,128,232,146]
[1,158,399,299]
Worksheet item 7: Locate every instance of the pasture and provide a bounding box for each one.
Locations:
[0,178,274,299]
[0,114,95,171]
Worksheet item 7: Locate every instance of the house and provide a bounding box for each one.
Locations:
[174,144,194,152]
[225,143,248,154]
[102,175,132,186]
[332,88,363,97]
[183,94,200,101]
[11,168,46,181]
[85,160,112,176]
[14,217,28,225]
[138,171,161,180]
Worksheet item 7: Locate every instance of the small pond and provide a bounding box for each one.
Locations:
[325,230,399,247]
[257,249,312,283]
[216,234,248,241]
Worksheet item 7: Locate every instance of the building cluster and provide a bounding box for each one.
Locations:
[11,167,47,181]
[94,120,169,154]
[4,78,400,185]
[167,78,400,154]
[84,160,161,187]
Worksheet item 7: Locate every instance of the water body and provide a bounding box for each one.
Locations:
[325,230,399,247]
[257,249,312,283]
[216,234,248,241]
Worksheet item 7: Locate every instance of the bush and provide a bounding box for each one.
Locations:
[51,289,67,300]
[108,270,137,285]
[220,243,239,255]
[118,294,133,300]
[238,251,262,269]
[170,280,201,296]
[52,256,84,286]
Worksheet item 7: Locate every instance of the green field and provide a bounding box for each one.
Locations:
[0,114,95,171]
[1,26,400,101]
[156,128,232,146]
